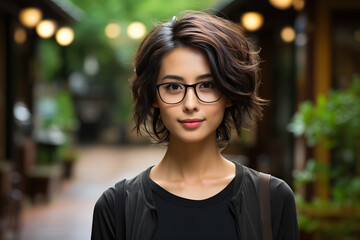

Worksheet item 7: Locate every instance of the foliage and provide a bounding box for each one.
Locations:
[288,76,360,238]
[39,90,78,132]
[288,76,360,149]
[38,39,62,81]
[36,89,78,164]
[38,0,224,135]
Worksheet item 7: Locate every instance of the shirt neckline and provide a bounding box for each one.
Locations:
[150,177,235,208]
[141,161,245,209]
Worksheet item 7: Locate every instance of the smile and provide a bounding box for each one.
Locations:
[179,119,204,129]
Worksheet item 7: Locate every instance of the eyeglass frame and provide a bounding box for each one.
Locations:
[155,81,222,104]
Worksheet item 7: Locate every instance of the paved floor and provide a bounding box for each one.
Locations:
[18,145,165,240]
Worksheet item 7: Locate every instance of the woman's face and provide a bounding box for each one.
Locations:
[154,47,231,145]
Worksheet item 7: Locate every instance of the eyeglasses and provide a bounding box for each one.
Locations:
[156,81,222,104]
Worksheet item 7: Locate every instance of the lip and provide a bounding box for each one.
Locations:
[179,118,204,129]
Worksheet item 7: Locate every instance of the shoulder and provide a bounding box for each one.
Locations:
[269,175,296,206]
[94,171,144,211]
[240,165,295,201]
[98,166,153,205]
[91,187,117,239]
[268,177,299,238]
[238,165,296,209]
[233,165,299,238]
[91,168,153,240]
[93,186,116,217]
[92,174,142,223]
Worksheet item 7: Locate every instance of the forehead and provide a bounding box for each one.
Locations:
[158,47,211,79]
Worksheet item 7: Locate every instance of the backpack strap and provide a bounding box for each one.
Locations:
[115,180,126,240]
[259,172,273,240]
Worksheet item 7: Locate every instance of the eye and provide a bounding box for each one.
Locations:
[199,81,215,89]
[164,83,183,92]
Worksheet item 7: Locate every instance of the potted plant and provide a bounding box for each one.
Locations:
[288,75,360,239]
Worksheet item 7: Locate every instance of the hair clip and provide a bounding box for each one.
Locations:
[171,16,177,24]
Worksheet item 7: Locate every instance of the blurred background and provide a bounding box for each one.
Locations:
[0,0,360,239]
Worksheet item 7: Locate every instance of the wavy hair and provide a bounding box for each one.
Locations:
[131,11,266,148]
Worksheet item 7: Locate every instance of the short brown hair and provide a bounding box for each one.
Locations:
[131,11,265,147]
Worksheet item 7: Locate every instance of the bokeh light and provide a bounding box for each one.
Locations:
[55,27,74,46]
[281,26,296,42]
[295,33,307,46]
[105,22,121,39]
[293,0,305,11]
[14,27,27,44]
[19,7,42,28]
[269,0,293,10]
[127,22,146,39]
[36,20,56,39]
[241,12,264,32]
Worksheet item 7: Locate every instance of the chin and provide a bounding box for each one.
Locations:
[170,132,216,145]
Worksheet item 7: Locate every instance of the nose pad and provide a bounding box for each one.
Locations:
[183,88,199,112]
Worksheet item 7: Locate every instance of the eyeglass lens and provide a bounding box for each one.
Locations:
[157,81,221,104]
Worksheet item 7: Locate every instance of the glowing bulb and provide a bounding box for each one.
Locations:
[56,27,74,46]
[241,12,264,32]
[269,0,293,10]
[105,22,121,39]
[281,26,296,43]
[36,20,56,38]
[127,22,146,39]
[19,8,42,28]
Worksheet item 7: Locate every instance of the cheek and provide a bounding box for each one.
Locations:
[158,106,176,127]
[214,109,226,126]
[206,105,226,126]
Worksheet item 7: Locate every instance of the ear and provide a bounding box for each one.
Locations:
[225,98,233,108]
[152,98,159,108]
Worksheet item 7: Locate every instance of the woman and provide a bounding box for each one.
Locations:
[91,11,299,240]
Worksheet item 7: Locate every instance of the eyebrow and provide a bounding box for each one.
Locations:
[161,73,213,82]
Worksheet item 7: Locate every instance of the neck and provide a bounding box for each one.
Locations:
[158,134,226,181]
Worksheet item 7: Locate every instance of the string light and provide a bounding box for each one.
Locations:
[19,7,42,28]
[56,27,74,46]
[36,20,56,38]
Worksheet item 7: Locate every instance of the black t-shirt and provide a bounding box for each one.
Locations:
[91,164,299,240]
[150,178,238,240]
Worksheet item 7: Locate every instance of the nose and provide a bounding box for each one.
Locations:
[183,87,199,112]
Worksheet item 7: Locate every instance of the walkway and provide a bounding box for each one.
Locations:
[18,145,165,240]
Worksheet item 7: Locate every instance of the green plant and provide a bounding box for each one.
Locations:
[36,90,78,165]
[288,75,360,238]
[40,90,78,133]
